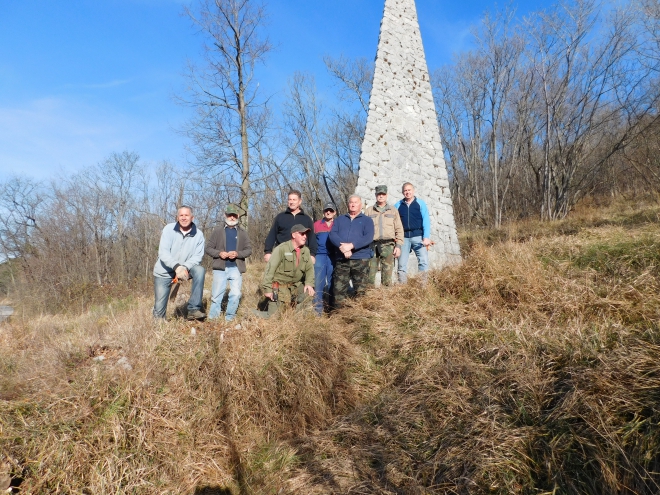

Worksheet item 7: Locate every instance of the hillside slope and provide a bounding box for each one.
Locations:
[1,202,660,494]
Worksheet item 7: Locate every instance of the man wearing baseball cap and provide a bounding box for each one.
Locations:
[313,202,338,314]
[255,224,315,317]
[205,204,252,321]
[365,185,403,286]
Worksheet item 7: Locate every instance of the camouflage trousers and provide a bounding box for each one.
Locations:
[368,241,396,286]
[254,282,312,318]
[333,258,371,309]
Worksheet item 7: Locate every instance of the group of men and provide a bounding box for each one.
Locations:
[152,182,431,320]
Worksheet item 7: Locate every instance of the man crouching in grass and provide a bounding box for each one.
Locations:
[153,205,206,320]
[254,224,315,318]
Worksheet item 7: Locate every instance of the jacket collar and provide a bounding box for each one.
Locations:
[285,207,306,215]
[174,222,198,236]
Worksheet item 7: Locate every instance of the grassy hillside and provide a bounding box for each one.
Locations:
[1,200,660,494]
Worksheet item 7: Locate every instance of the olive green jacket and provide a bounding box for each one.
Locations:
[261,240,315,293]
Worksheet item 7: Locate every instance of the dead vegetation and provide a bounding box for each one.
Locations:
[1,201,660,494]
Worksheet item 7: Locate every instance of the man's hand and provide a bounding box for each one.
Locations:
[304,285,315,296]
[219,251,229,259]
[310,255,316,264]
[227,251,238,259]
[343,250,352,259]
[175,265,189,281]
[422,238,432,247]
[339,242,354,253]
[393,246,401,258]
[264,253,271,262]
[264,292,274,301]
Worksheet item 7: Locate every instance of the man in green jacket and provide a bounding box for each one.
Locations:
[255,224,315,317]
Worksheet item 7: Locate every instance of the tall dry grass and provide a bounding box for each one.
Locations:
[1,200,660,494]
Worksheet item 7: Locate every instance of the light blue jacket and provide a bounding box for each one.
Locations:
[153,222,205,278]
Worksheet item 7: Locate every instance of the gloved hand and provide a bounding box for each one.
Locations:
[175,265,189,281]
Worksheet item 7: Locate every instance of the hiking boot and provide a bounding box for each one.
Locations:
[187,309,206,321]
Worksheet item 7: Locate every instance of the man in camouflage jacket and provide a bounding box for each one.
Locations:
[255,224,315,317]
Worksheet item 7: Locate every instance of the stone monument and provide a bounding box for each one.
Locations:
[356,0,461,270]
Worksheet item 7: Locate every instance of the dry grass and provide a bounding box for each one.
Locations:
[2,201,660,493]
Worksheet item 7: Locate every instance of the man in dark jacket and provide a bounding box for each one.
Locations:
[264,190,317,262]
[205,204,252,321]
[329,195,374,308]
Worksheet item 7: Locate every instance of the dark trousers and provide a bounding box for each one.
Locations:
[333,258,370,308]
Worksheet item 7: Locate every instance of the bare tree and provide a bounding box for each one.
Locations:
[325,112,363,212]
[435,54,489,225]
[180,0,272,222]
[478,9,526,227]
[526,0,659,219]
[323,55,373,210]
[0,176,44,285]
[323,55,373,114]
[281,72,330,217]
[437,0,660,226]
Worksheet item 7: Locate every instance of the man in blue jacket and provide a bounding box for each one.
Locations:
[329,195,374,308]
[153,206,206,320]
[313,202,337,314]
[395,182,431,283]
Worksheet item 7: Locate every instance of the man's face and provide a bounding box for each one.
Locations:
[225,213,239,227]
[291,230,308,247]
[323,208,336,220]
[376,192,387,206]
[177,208,193,229]
[348,197,362,215]
[402,185,415,201]
[288,194,302,212]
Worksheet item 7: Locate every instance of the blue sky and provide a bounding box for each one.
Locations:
[0,0,553,178]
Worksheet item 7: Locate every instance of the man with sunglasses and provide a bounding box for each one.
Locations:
[255,224,315,317]
[313,202,338,314]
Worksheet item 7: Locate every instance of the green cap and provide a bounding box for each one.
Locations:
[225,204,240,215]
[375,185,387,195]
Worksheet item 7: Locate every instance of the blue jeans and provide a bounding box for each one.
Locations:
[314,254,334,314]
[209,267,243,321]
[153,264,206,318]
[397,236,428,283]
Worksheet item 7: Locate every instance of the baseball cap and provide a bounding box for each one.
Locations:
[291,224,311,234]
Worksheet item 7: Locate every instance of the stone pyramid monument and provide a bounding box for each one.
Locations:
[356,0,461,270]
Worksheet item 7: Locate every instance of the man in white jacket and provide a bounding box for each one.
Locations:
[153,206,206,320]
